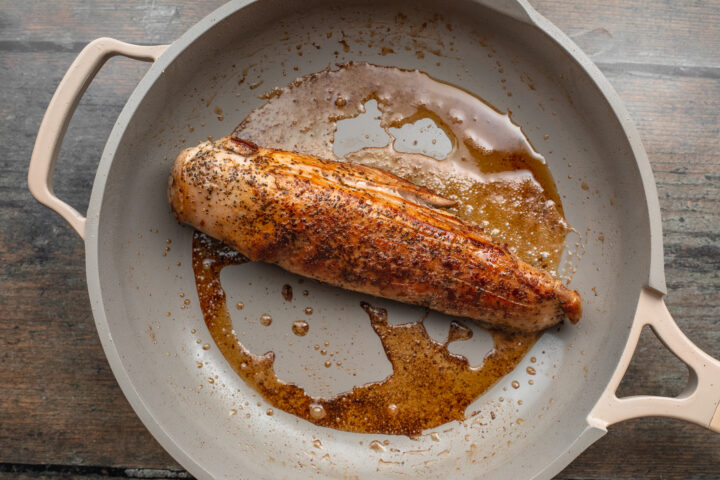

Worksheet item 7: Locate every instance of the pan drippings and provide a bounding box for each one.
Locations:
[234,62,568,272]
[193,232,537,435]
[191,63,570,435]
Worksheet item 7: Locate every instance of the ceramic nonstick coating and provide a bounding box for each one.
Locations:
[36,0,708,479]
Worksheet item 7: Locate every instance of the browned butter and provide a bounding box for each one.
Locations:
[191,63,569,435]
[193,232,536,435]
[234,62,568,271]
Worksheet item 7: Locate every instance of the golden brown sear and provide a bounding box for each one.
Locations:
[169,136,582,332]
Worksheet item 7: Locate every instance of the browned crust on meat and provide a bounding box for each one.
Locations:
[168,137,582,332]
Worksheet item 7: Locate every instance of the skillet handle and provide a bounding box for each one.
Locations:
[589,288,720,433]
[28,38,168,239]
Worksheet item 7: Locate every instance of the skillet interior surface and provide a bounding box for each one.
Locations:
[87,0,654,478]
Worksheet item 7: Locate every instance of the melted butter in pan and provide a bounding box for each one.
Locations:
[193,232,538,436]
[192,63,569,435]
[234,62,568,272]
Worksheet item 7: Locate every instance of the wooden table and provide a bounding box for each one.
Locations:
[1,1,718,478]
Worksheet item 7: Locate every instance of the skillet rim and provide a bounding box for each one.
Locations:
[82,0,664,478]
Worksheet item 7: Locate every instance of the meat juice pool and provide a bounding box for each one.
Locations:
[192,63,571,435]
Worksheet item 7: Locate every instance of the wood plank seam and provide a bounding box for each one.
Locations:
[0,463,192,479]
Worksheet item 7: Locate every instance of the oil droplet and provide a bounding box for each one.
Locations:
[292,320,309,336]
[229,409,238,416]
[517,418,524,424]
[304,307,313,315]
[313,439,323,449]
[526,366,536,375]
[208,377,215,384]
[313,345,320,350]
[184,299,190,305]
[387,404,398,416]
[320,349,327,355]
[196,339,202,344]
[202,344,210,350]
[266,408,274,416]
[260,313,273,326]
[236,301,244,310]
[335,96,347,107]
[214,106,223,115]
[282,284,293,301]
[511,380,520,389]
[324,360,332,368]
[302,290,309,296]
[196,362,203,369]
[179,293,185,298]
[190,328,197,334]
[309,403,326,419]
[430,433,440,441]
[528,379,534,385]
[369,440,386,452]
[530,356,537,363]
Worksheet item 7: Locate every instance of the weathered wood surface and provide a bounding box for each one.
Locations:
[0,1,718,479]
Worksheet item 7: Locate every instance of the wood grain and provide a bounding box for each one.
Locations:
[0,53,180,468]
[0,1,226,47]
[0,0,718,479]
[533,0,720,70]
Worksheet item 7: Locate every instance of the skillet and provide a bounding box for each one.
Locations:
[28,0,720,478]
